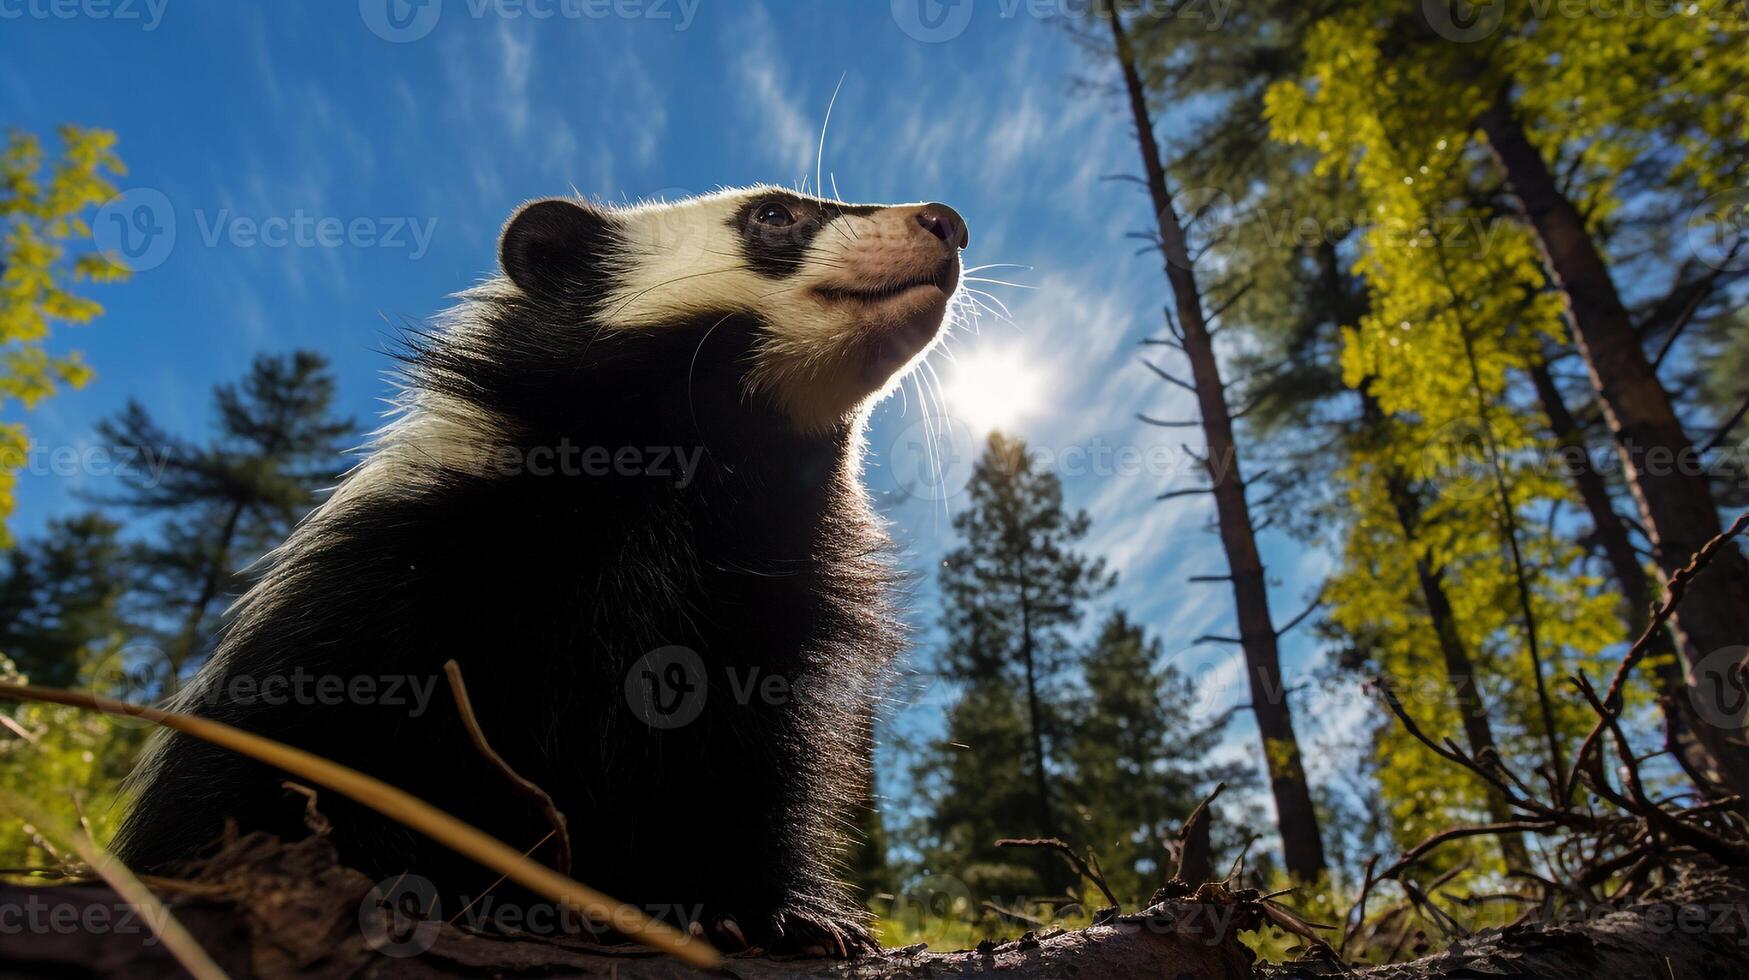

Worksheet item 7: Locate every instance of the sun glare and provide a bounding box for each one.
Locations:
[943,347,1046,435]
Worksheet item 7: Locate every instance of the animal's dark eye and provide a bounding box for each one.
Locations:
[754,202,795,227]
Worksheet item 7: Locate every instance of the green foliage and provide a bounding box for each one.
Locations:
[0,515,145,862]
[1257,5,1672,863]
[1063,612,1239,902]
[920,431,1116,894]
[0,355,351,871]
[0,653,142,866]
[0,513,136,688]
[95,350,353,674]
[0,126,128,545]
[914,679,1044,893]
[908,434,1232,929]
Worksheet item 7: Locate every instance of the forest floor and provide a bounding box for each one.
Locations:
[5,826,1748,978]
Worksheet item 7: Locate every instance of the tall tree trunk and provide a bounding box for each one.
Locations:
[1382,468,1530,868]
[170,498,246,679]
[1017,586,1066,892]
[1527,361,1664,642]
[1361,383,1527,865]
[1476,95,1749,793]
[1526,360,1749,795]
[1109,6,1327,880]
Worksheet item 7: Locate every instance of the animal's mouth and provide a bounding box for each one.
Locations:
[814,258,960,305]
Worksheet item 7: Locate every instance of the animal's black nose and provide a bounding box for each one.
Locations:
[915,204,969,250]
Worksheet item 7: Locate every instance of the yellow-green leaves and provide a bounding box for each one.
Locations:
[0,126,128,545]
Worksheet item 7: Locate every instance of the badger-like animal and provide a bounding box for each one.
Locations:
[113,188,969,955]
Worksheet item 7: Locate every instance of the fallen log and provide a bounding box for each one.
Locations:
[0,830,1259,978]
[5,831,1748,978]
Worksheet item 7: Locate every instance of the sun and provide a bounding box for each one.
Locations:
[942,346,1046,435]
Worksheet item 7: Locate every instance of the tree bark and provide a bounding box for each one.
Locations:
[1527,362,1663,639]
[1527,360,1749,799]
[1108,6,1327,880]
[1477,96,1749,720]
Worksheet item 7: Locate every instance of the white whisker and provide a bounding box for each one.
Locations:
[963,287,1015,322]
[817,73,845,204]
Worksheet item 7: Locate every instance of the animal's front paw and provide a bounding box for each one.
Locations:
[768,900,878,958]
[692,901,877,958]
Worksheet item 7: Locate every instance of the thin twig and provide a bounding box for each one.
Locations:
[443,660,573,875]
[997,838,1120,908]
[1566,512,1749,803]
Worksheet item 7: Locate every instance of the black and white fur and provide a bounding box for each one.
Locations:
[113,187,969,954]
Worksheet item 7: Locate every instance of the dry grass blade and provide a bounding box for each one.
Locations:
[0,679,721,970]
[0,798,229,980]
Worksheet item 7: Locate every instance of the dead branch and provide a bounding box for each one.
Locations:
[1170,782,1225,887]
[995,838,1120,908]
[1700,390,1749,455]
[1140,358,1198,394]
[1567,511,1749,801]
[0,678,716,970]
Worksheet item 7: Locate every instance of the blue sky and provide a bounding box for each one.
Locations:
[3,0,1342,846]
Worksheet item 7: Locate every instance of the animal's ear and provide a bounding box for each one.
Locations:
[499,198,616,299]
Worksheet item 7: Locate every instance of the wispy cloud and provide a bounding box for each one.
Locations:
[496,19,535,138]
[728,2,819,182]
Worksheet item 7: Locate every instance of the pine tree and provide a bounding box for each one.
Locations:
[0,512,135,688]
[917,679,1043,900]
[927,432,1114,896]
[1062,612,1237,903]
[93,351,353,676]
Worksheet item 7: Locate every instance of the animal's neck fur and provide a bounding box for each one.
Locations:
[249,287,890,665]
